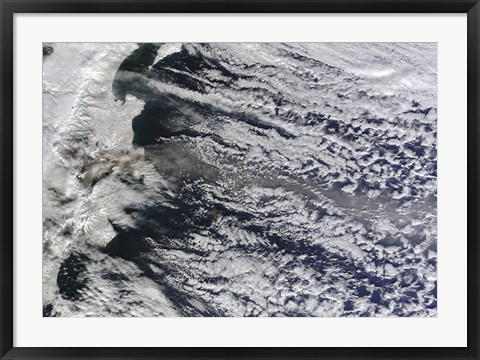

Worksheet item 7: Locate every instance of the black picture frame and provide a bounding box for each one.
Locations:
[1,1,479,359]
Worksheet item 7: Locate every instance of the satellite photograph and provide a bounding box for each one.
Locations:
[42,43,437,317]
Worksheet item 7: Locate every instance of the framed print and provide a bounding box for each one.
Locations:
[1,1,479,359]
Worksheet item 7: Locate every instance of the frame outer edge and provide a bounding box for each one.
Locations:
[467,2,480,360]
[0,0,14,359]
[0,0,477,13]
